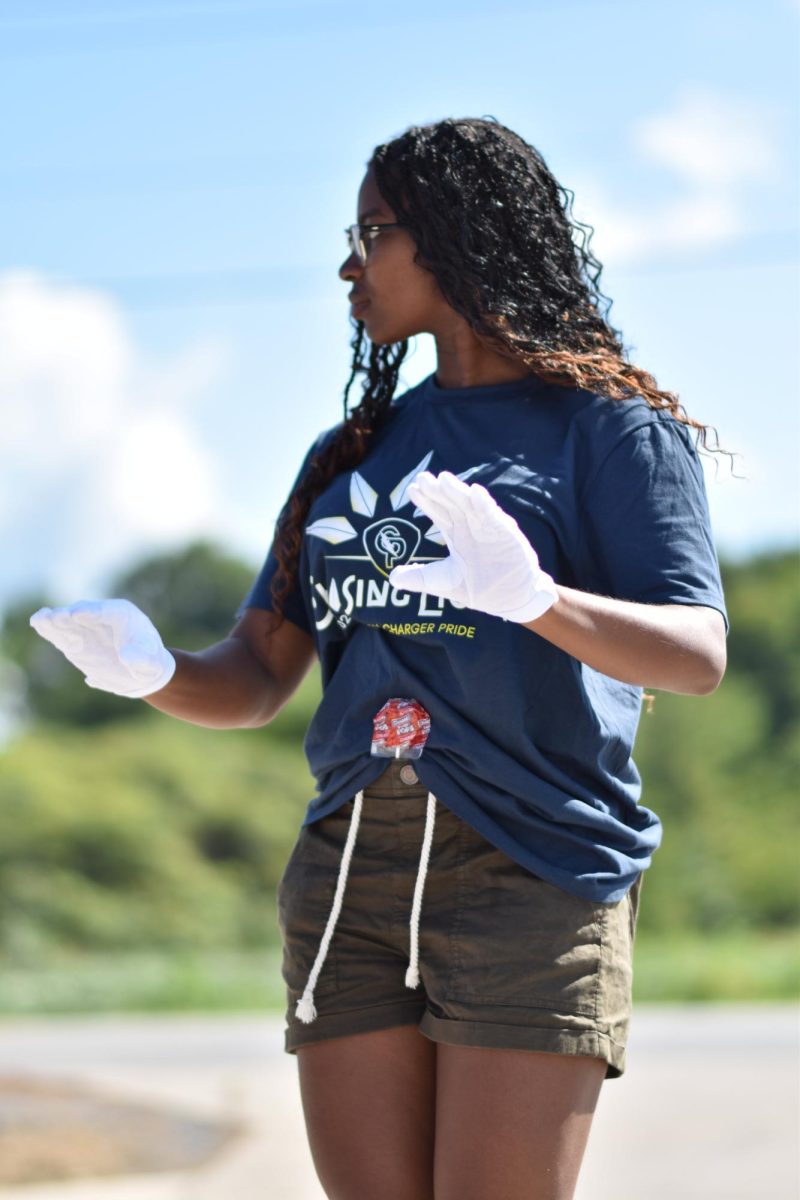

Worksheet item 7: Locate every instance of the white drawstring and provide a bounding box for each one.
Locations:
[295,789,364,1024]
[405,792,437,988]
[295,787,438,1025]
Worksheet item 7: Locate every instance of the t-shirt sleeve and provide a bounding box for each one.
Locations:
[234,427,337,632]
[234,542,311,631]
[576,415,729,634]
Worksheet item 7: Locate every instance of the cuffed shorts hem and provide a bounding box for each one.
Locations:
[285,998,427,1055]
[418,1011,626,1078]
[285,999,626,1078]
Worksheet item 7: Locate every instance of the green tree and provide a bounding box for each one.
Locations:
[2,543,797,959]
[634,549,800,934]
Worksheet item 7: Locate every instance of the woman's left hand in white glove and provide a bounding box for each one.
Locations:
[388,470,559,623]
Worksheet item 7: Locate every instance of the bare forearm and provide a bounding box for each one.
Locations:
[141,639,277,729]
[525,586,726,694]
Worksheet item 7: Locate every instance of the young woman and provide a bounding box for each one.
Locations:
[30,117,729,1200]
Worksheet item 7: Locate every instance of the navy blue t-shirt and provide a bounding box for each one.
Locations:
[237,372,728,902]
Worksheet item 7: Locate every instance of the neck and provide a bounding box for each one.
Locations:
[432,321,531,390]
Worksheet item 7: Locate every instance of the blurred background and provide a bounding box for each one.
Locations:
[0,0,797,1193]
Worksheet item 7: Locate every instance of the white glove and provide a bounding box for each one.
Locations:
[29,599,177,699]
[389,471,559,623]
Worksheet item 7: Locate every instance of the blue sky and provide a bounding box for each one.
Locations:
[1,0,798,620]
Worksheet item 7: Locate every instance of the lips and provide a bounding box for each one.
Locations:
[349,294,370,316]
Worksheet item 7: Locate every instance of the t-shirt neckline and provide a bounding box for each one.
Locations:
[418,371,544,404]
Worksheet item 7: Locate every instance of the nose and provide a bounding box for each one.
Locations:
[339,251,363,282]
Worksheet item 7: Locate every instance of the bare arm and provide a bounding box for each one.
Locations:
[142,609,317,729]
[525,587,727,695]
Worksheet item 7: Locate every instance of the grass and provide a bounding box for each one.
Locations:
[632,928,800,1002]
[0,930,796,1016]
[0,946,288,1016]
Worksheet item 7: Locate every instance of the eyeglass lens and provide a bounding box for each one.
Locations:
[347,225,366,264]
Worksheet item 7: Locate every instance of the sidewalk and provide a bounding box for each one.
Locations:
[0,1006,796,1199]
[0,1015,321,1200]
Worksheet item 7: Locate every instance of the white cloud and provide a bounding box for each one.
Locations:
[571,86,780,266]
[0,272,131,467]
[0,270,231,608]
[632,85,778,187]
[575,187,744,264]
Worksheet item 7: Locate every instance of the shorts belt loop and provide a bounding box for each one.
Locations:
[405,792,437,989]
[295,791,364,1025]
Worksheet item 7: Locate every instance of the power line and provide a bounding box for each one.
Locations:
[16,247,793,312]
[0,0,636,57]
[0,0,618,29]
[0,0,328,28]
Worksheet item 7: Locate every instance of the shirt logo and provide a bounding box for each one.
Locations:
[363,518,421,577]
[303,453,484,632]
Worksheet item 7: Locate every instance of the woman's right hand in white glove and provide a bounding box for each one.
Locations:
[29,599,177,699]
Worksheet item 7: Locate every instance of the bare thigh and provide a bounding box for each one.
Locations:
[434,1044,607,1200]
[296,1023,437,1200]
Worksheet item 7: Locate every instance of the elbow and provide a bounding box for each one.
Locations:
[687,608,728,695]
[693,670,725,696]
[243,691,292,728]
[654,654,726,697]
[243,700,280,728]
[693,647,727,695]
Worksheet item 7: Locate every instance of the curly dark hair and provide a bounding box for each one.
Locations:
[266,115,728,630]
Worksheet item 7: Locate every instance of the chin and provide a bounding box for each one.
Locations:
[362,317,418,347]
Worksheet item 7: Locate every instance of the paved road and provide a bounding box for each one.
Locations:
[0,1005,796,1199]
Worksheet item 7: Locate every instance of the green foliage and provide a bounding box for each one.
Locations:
[632,930,800,1002]
[633,550,800,936]
[719,549,800,738]
[0,707,319,963]
[0,947,286,1015]
[114,538,258,653]
[0,542,797,1009]
[1,930,795,1014]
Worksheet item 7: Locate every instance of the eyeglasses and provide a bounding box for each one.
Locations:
[344,222,403,266]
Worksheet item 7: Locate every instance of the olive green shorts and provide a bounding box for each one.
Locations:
[277,759,642,1078]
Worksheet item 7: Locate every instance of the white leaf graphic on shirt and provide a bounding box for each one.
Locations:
[306,459,486,551]
[350,472,378,517]
[306,516,358,544]
[424,527,448,546]
[389,452,434,511]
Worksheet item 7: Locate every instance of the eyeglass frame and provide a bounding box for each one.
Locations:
[344,222,404,266]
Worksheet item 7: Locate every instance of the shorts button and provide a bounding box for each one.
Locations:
[399,764,419,785]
